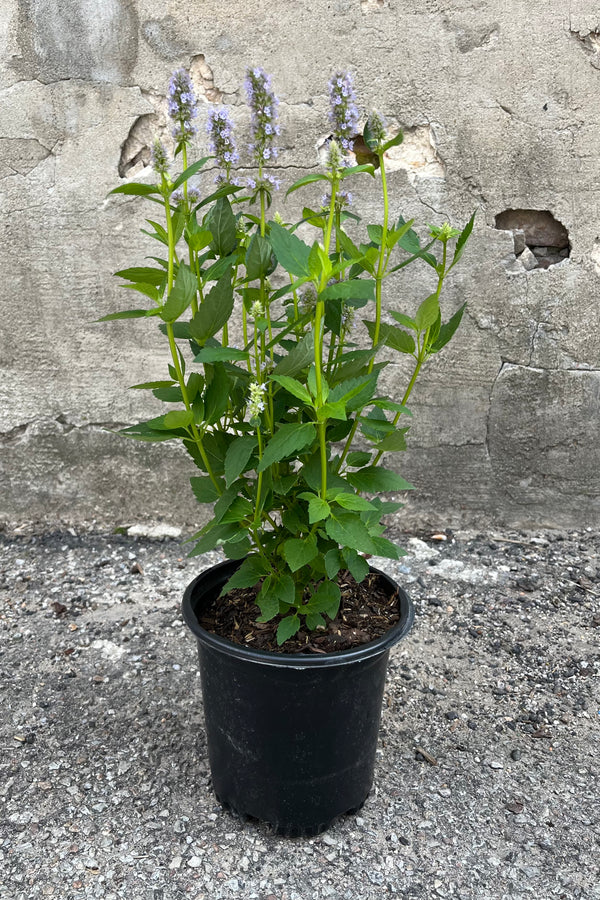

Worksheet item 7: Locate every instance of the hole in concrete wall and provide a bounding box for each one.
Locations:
[495,209,570,271]
[118,112,161,178]
[316,124,444,180]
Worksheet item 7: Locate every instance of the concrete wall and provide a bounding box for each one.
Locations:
[1,0,599,530]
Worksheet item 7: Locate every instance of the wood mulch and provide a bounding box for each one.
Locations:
[197,569,401,654]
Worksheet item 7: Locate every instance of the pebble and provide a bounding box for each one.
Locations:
[511,749,522,761]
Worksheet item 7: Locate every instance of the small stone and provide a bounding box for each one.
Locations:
[519,246,538,270]
[511,749,522,761]
[513,230,526,254]
[187,856,203,868]
[489,760,504,769]
[445,711,459,720]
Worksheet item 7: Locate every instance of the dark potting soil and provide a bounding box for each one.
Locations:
[198,569,401,654]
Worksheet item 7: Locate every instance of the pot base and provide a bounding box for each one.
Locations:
[214,791,368,837]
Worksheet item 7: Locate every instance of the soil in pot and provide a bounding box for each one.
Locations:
[198,568,401,653]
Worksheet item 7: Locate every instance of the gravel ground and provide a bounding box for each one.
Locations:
[1,523,599,900]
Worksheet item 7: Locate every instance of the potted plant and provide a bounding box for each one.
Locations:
[102,66,473,835]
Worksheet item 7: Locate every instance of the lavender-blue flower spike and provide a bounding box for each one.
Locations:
[244,66,280,171]
[328,71,359,153]
[168,68,198,145]
[207,107,239,183]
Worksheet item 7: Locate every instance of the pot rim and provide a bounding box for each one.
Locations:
[182,557,415,669]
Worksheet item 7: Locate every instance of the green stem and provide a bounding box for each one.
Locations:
[369,150,389,370]
[166,323,221,492]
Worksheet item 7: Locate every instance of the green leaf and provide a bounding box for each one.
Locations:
[255,579,280,622]
[309,580,341,618]
[160,263,197,323]
[430,302,467,353]
[449,211,476,270]
[337,230,362,261]
[162,409,193,429]
[115,266,167,286]
[415,293,440,331]
[282,534,318,572]
[272,331,315,377]
[152,386,183,402]
[342,548,370,582]
[194,346,249,363]
[363,320,415,355]
[187,229,213,253]
[285,172,329,196]
[319,279,375,303]
[318,400,346,422]
[325,512,378,554]
[269,374,312,405]
[203,363,229,425]
[246,233,274,281]
[340,163,376,178]
[268,222,312,277]
[258,423,316,472]
[220,496,253,524]
[189,273,234,345]
[207,197,237,256]
[188,522,241,556]
[221,555,270,595]
[224,436,257,487]
[381,130,404,153]
[277,615,301,645]
[122,282,161,303]
[389,310,417,331]
[308,496,331,523]
[171,156,211,191]
[306,612,326,630]
[324,548,343,579]
[190,475,223,503]
[334,493,376,511]
[347,466,414,493]
[97,308,160,321]
[367,224,383,245]
[346,451,372,468]
[109,182,160,197]
[370,535,404,559]
[376,428,409,452]
[130,380,175,390]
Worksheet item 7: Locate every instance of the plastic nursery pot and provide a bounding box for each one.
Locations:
[182,557,414,837]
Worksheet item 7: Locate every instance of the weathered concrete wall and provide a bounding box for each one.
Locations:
[1,0,599,530]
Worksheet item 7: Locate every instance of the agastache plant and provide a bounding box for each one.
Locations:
[207,107,239,183]
[103,66,474,646]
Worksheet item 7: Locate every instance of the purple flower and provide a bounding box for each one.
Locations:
[328,71,359,152]
[244,66,280,169]
[168,68,198,143]
[207,107,239,182]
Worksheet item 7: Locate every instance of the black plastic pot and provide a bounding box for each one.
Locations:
[182,558,414,836]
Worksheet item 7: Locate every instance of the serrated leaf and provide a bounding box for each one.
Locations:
[347,466,414,493]
[449,211,476,270]
[109,182,160,197]
[246,233,274,281]
[160,263,197,323]
[130,380,175,390]
[188,521,241,556]
[367,224,383,245]
[190,475,223,503]
[342,548,369,582]
[162,409,193,429]
[152,386,183,402]
[308,496,331,523]
[269,374,312,405]
[430,302,467,353]
[224,436,257,487]
[189,273,234,345]
[203,363,229,425]
[319,279,375,303]
[369,535,405,559]
[309,580,341,618]
[194,346,249,363]
[258,423,316,472]
[318,400,346,422]
[282,534,318,572]
[324,548,343,579]
[306,612,326,630]
[187,228,213,253]
[389,310,418,331]
[268,221,312,277]
[415,293,440,332]
[346,451,372,468]
[115,266,167,286]
[334,493,376,511]
[325,512,377,554]
[171,156,211,191]
[221,555,270,595]
[277,615,301,645]
[272,331,314,377]
[206,196,237,256]
[285,172,329,196]
[220,496,253,524]
[376,428,409,452]
[97,308,160,321]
